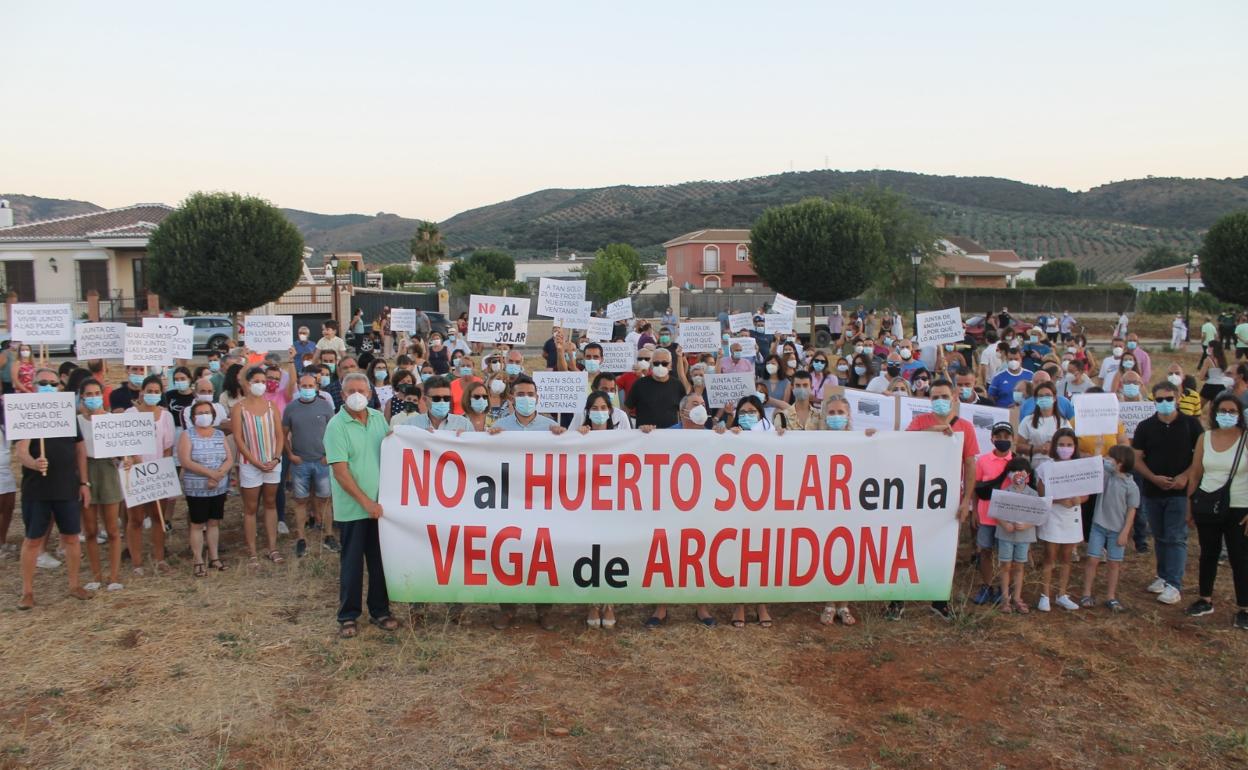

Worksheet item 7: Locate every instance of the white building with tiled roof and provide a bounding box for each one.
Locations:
[1125,263,1204,293]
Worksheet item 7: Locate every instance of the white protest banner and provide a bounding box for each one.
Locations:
[3,392,77,441]
[771,293,797,318]
[468,295,531,345]
[898,396,933,429]
[142,318,193,359]
[605,297,633,322]
[678,321,721,354]
[377,429,963,603]
[123,328,172,367]
[735,337,758,359]
[537,278,586,319]
[532,371,589,414]
[728,312,754,333]
[1073,393,1121,437]
[842,389,897,433]
[988,489,1052,525]
[1038,456,1104,500]
[1118,400,1157,439]
[243,315,292,353]
[764,314,793,336]
[585,317,614,343]
[119,457,182,508]
[390,308,417,335]
[559,301,592,331]
[599,342,634,373]
[90,412,157,459]
[704,372,756,409]
[74,322,127,360]
[958,401,1010,456]
[916,307,964,347]
[11,303,74,344]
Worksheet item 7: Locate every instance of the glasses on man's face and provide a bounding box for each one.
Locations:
[35,380,57,388]
[428,395,452,403]
[1155,397,1176,403]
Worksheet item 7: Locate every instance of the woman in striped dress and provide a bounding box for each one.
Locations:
[229,367,285,565]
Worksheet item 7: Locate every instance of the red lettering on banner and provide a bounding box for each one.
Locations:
[858,526,887,584]
[740,455,769,511]
[679,528,706,588]
[671,453,700,512]
[618,455,642,509]
[890,526,918,584]
[713,455,736,511]
[525,454,553,509]
[709,528,736,588]
[823,527,854,585]
[528,528,558,586]
[427,524,459,585]
[402,449,431,507]
[557,454,587,509]
[591,454,611,510]
[774,456,795,511]
[642,454,670,509]
[788,527,819,586]
[739,528,771,586]
[829,454,851,509]
[490,525,523,586]
[796,457,824,510]
[463,525,487,586]
[642,529,673,588]
[435,451,466,507]
[773,527,786,585]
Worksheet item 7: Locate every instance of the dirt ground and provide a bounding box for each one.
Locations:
[0,320,1245,770]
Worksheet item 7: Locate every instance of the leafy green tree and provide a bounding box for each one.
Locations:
[1201,210,1248,306]
[413,264,440,283]
[449,264,499,297]
[410,221,446,266]
[1133,245,1182,274]
[1035,259,1079,286]
[582,253,631,304]
[749,198,884,301]
[448,249,515,285]
[147,192,304,319]
[836,188,937,305]
[595,243,647,293]
[379,264,416,288]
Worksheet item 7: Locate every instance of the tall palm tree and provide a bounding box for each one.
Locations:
[410,221,447,268]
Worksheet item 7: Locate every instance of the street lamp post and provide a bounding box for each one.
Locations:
[329,254,340,330]
[909,248,923,330]
[1184,254,1199,342]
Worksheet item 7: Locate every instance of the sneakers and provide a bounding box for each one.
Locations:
[972,584,992,605]
[277,521,290,535]
[1157,585,1181,605]
[988,587,1004,605]
[106,582,124,591]
[143,517,152,530]
[1079,595,1096,608]
[36,552,62,569]
[322,536,341,553]
[295,539,307,558]
[84,582,102,591]
[1055,595,1080,611]
[1235,610,1248,630]
[1146,577,1166,594]
[929,603,953,621]
[1185,599,1214,617]
[96,531,108,544]
[884,601,905,621]
[1105,599,1126,613]
[1036,594,1051,612]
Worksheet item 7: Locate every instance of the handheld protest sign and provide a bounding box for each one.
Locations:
[119,457,182,508]
[916,307,964,347]
[467,295,531,345]
[536,278,586,319]
[244,315,293,352]
[11,303,73,344]
[532,371,588,414]
[90,412,158,459]
[4,392,77,441]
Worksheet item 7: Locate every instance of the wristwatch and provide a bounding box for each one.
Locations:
[81,482,92,488]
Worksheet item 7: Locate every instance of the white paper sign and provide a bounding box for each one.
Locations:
[123,328,172,367]
[75,322,127,360]
[468,295,531,345]
[678,321,721,354]
[3,392,78,440]
[532,371,589,414]
[559,301,593,331]
[537,278,587,319]
[606,297,633,322]
[917,307,964,346]
[390,308,417,334]
[958,401,1010,455]
[763,314,793,336]
[1039,456,1104,499]
[243,315,292,353]
[728,313,754,333]
[599,343,634,373]
[11,303,74,343]
[89,412,157,459]
[842,389,897,433]
[585,317,614,342]
[704,372,756,409]
[119,457,183,507]
[771,293,797,318]
[1073,393,1121,437]
[1118,400,1157,439]
[898,395,935,430]
[142,318,193,359]
[988,489,1053,525]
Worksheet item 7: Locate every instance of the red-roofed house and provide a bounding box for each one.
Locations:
[663,229,766,290]
[938,237,1046,284]
[1126,263,1204,293]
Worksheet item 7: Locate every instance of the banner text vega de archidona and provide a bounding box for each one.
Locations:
[377,430,963,604]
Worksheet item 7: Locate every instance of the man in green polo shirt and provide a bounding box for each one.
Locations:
[324,372,401,638]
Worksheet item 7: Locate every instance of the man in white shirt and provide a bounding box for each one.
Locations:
[1098,337,1126,390]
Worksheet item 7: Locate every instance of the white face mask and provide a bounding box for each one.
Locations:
[195,393,213,403]
[766,363,779,375]
[194,413,214,428]
[651,364,669,378]
[899,348,913,360]
[1167,373,1182,387]
[687,405,708,424]
[1112,346,1124,357]
[249,382,267,397]
[298,334,308,342]
[1007,360,1021,372]
[345,392,369,412]
[489,378,506,394]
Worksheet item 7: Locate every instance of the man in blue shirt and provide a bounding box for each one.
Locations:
[988,350,1033,407]
[291,325,318,375]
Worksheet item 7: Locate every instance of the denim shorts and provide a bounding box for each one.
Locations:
[22,498,82,539]
[1086,523,1125,562]
[976,523,998,550]
[997,538,1030,563]
[291,460,331,499]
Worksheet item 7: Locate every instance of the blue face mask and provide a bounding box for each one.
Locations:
[514,396,537,416]
[731,351,742,360]
[36,384,57,394]
[1156,400,1176,416]
[854,365,866,376]
[429,401,451,419]
[960,387,975,401]
[753,392,765,404]
[812,361,826,372]
[83,396,104,411]
[174,380,190,392]
[931,397,952,416]
[420,373,432,383]
[588,410,610,426]
[1122,383,1141,398]
[143,393,162,407]
[470,396,489,414]
[825,415,848,430]
[1035,395,1055,411]
[1126,341,1137,350]
[299,388,318,402]
[505,363,522,377]
[459,366,472,378]
[129,374,145,387]
[737,412,759,430]
[319,375,331,388]
[374,369,388,381]
[584,359,600,373]
[1012,391,1025,405]
[208,361,221,372]
[1216,412,1239,429]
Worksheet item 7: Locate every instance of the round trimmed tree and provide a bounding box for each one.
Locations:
[1201,210,1248,306]
[147,192,305,316]
[1035,259,1079,287]
[749,198,885,301]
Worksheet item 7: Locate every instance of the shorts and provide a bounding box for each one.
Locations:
[975,523,997,550]
[291,460,331,499]
[22,498,82,539]
[186,494,226,524]
[1086,523,1125,562]
[87,457,124,505]
[0,465,14,496]
[240,462,281,489]
[997,538,1031,563]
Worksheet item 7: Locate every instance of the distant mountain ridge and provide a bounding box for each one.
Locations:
[7,170,1248,280]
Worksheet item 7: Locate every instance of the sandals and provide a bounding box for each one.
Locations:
[267,550,285,564]
[1014,599,1030,615]
[209,559,228,572]
[836,607,857,626]
[338,621,358,639]
[369,615,400,631]
[819,605,837,626]
[17,593,34,610]
[154,561,173,576]
[193,562,207,578]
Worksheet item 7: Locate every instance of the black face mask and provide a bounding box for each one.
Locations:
[993,439,1012,453]
[886,365,901,377]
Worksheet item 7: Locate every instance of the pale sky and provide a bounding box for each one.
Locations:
[5,1,1246,221]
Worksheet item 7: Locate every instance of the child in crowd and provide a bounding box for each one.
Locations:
[996,458,1038,614]
[971,422,1015,605]
[1080,445,1140,612]
[1035,428,1087,612]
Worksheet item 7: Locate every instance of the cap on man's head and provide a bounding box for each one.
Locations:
[991,421,1014,436]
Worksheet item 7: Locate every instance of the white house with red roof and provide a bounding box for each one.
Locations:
[1125,263,1204,293]
[937,237,1047,284]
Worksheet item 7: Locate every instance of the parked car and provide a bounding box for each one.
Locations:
[183,316,237,352]
[963,314,1033,343]
[0,320,84,357]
